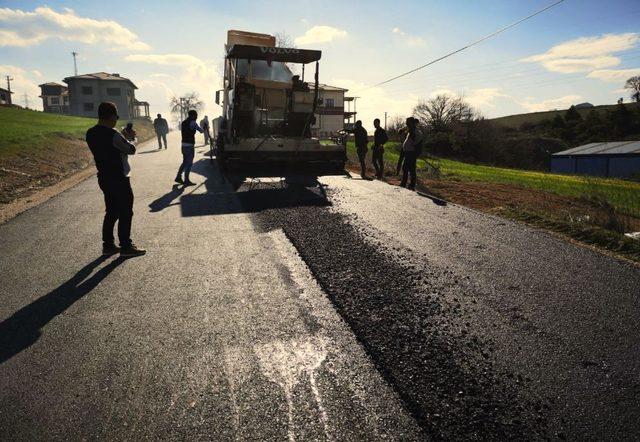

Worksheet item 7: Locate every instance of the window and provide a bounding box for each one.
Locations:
[236,59,292,83]
[325,98,335,108]
[107,87,121,96]
[82,86,93,95]
[83,102,94,112]
[51,97,60,105]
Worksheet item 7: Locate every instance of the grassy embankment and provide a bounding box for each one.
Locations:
[0,106,155,204]
[489,102,640,129]
[343,140,640,262]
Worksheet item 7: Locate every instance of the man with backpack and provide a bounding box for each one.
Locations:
[372,118,388,179]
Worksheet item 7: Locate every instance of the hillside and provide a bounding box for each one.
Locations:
[490,102,640,129]
[0,106,156,205]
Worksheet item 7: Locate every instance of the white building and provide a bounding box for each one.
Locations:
[312,83,357,138]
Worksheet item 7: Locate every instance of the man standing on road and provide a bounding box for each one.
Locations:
[200,115,211,146]
[397,117,422,191]
[153,113,169,150]
[350,120,369,179]
[86,102,146,257]
[175,110,204,186]
[372,118,388,179]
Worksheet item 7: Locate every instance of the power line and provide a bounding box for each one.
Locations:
[355,0,567,93]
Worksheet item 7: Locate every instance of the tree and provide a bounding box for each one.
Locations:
[170,92,204,121]
[564,105,582,123]
[386,115,406,140]
[609,102,633,137]
[625,76,640,103]
[412,94,474,133]
[274,31,296,48]
[551,114,566,129]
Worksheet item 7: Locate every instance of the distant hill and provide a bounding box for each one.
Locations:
[490,102,640,129]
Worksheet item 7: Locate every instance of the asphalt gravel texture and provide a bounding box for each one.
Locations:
[2,131,640,440]
[253,184,549,440]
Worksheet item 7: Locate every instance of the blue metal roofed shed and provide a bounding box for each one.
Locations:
[550,141,640,178]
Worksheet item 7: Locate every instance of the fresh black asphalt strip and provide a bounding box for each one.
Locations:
[250,183,551,440]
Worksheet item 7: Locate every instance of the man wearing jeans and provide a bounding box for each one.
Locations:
[86,102,146,257]
[175,110,203,186]
[153,113,169,149]
[397,117,422,191]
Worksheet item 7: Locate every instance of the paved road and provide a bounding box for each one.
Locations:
[0,133,419,440]
[1,131,639,440]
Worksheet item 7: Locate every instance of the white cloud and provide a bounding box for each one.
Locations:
[0,64,42,110]
[392,27,426,47]
[295,25,347,45]
[520,95,583,112]
[125,53,220,117]
[522,33,639,73]
[136,79,175,119]
[0,6,150,51]
[31,69,43,78]
[429,87,508,109]
[587,68,640,82]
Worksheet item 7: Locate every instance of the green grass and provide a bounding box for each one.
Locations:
[0,106,94,154]
[344,140,640,218]
[434,158,640,218]
[0,106,156,156]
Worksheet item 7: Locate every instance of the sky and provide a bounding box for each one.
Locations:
[1,0,639,129]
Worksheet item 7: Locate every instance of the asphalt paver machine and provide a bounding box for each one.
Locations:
[214,30,346,178]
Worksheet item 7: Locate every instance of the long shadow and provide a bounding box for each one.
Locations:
[0,256,127,364]
[138,149,162,155]
[148,184,185,212]
[179,159,330,217]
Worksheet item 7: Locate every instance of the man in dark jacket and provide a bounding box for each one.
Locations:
[153,114,169,149]
[86,102,146,257]
[397,117,422,190]
[372,118,388,179]
[176,110,204,186]
[350,120,369,179]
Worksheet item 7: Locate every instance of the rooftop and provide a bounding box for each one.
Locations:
[63,72,137,89]
[553,141,640,156]
[39,82,67,88]
[318,83,348,92]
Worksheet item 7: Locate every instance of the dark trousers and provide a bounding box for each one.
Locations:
[177,145,195,180]
[156,132,167,149]
[400,151,417,190]
[357,147,367,178]
[98,176,133,247]
[372,146,384,178]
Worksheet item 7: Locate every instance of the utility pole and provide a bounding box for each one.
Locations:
[72,51,78,76]
[5,75,13,94]
[384,111,387,130]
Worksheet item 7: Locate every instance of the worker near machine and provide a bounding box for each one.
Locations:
[121,122,137,143]
[153,113,169,149]
[176,109,204,186]
[397,117,422,190]
[200,115,211,145]
[349,120,369,179]
[86,102,146,257]
[372,118,388,179]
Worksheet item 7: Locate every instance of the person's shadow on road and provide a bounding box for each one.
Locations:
[148,185,185,212]
[0,256,126,364]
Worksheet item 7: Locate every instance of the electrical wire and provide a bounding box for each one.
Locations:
[355,0,567,93]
